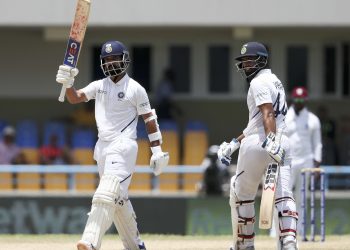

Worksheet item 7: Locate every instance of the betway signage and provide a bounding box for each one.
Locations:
[0,197,89,234]
[0,196,186,234]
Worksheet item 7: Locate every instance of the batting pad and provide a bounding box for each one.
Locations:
[113,199,143,250]
[82,175,120,250]
[229,177,238,246]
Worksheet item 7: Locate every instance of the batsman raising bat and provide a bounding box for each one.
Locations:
[56,40,169,250]
[217,42,298,250]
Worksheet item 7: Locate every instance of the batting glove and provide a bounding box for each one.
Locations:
[150,146,169,176]
[56,65,79,88]
[262,132,285,164]
[217,138,240,166]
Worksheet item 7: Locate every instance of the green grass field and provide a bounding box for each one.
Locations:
[1,234,350,250]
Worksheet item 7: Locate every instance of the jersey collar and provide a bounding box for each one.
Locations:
[108,73,129,86]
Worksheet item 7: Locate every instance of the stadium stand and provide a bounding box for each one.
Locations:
[42,121,68,191]
[16,120,41,190]
[183,121,208,192]
[158,120,180,191]
[129,120,152,191]
[72,128,97,191]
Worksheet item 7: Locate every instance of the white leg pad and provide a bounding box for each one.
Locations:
[113,199,144,250]
[229,176,255,249]
[81,175,120,250]
[275,196,298,246]
[229,176,238,246]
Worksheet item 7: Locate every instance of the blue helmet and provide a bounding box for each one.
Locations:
[235,42,268,80]
[100,41,130,77]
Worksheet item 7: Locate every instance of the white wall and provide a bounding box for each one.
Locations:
[0,0,350,27]
[1,27,349,98]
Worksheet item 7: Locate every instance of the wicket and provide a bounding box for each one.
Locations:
[301,168,325,242]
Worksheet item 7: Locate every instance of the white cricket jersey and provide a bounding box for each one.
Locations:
[81,74,151,141]
[243,69,288,137]
[285,107,322,164]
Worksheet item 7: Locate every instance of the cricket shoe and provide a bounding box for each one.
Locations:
[77,240,94,250]
[122,242,147,250]
[230,246,255,250]
[281,239,298,250]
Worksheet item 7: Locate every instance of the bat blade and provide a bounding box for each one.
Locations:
[58,0,91,102]
[259,162,279,229]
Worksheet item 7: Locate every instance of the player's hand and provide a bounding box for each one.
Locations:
[150,146,169,176]
[217,138,240,166]
[262,132,285,164]
[56,65,79,88]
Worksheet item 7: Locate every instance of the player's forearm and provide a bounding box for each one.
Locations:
[237,134,245,143]
[145,119,161,147]
[65,88,86,104]
[262,111,276,135]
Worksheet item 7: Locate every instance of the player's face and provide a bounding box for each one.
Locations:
[293,99,306,112]
[240,56,258,75]
[101,54,127,77]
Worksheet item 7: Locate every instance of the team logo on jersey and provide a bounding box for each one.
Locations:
[105,44,112,53]
[118,92,125,99]
[241,44,247,55]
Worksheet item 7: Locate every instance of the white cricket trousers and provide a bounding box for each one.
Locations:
[234,133,293,202]
[94,137,138,197]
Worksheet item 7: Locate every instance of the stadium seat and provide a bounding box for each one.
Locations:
[0,120,12,189]
[158,120,180,192]
[72,129,97,191]
[43,121,66,147]
[43,121,68,191]
[0,119,8,138]
[16,120,41,190]
[183,121,208,192]
[129,120,152,191]
[0,173,13,190]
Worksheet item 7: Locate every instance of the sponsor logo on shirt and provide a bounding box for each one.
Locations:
[98,89,107,94]
[274,81,284,90]
[139,102,150,108]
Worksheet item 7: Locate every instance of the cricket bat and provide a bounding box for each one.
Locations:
[259,162,280,229]
[58,0,91,102]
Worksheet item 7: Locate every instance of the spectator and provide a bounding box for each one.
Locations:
[201,145,230,196]
[285,86,322,235]
[155,68,182,120]
[39,134,72,165]
[317,105,338,165]
[0,126,27,164]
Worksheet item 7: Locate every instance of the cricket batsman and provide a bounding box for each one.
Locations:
[217,42,298,250]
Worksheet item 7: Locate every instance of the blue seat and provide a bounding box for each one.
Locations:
[185,120,208,131]
[0,120,8,138]
[43,122,66,147]
[16,120,39,148]
[159,119,178,131]
[72,129,96,149]
[137,118,148,139]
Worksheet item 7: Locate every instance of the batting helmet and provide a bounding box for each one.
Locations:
[100,41,130,77]
[235,42,268,80]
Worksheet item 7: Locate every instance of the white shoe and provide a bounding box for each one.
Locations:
[77,240,94,250]
[282,239,298,250]
[230,246,255,250]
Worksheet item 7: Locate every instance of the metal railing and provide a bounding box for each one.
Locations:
[0,165,349,191]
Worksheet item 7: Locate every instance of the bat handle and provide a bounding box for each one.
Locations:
[58,86,67,102]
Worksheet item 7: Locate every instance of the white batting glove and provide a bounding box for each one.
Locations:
[150,146,169,176]
[217,138,240,166]
[56,65,79,88]
[262,132,285,164]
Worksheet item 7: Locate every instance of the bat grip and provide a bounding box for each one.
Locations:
[58,85,67,102]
